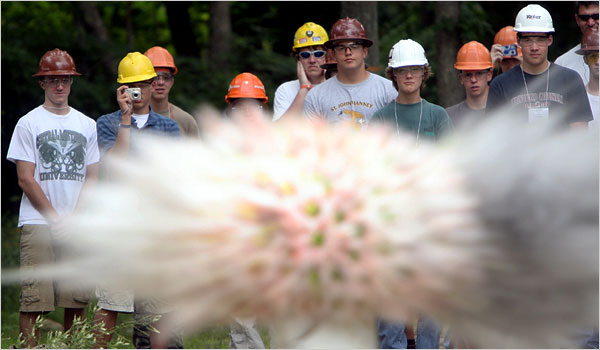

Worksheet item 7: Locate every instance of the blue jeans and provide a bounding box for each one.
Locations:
[377,315,442,349]
[416,315,442,349]
[378,319,407,349]
[575,328,599,349]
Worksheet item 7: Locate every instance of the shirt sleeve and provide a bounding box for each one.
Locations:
[96,115,119,157]
[303,88,323,121]
[565,71,594,123]
[6,120,36,164]
[273,83,293,120]
[485,78,505,117]
[86,122,100,165]
[166,120,181,137]
[435,106,454,137]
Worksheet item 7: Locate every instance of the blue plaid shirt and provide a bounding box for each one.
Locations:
[97,107,181,156]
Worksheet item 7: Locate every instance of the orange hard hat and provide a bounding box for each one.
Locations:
[493,26,522,57]
[454,41,493,70]
[33,48,81,77]
[225,73,268,104]
[325,17,373,49]
[144,46,178,75]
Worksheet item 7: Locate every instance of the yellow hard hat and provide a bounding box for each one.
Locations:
[117,52,157,84]
[292,22,329,51]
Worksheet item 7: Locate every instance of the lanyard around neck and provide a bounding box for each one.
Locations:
[521,63,550,104]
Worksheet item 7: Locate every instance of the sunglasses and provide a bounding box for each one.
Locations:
[299,50,326,59]
[577,13,599,21]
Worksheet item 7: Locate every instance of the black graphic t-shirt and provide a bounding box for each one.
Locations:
[485,63,593,126]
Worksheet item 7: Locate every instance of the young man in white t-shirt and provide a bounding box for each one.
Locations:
[303,17,397,128]
[273,22,329,122]
[6,48,100,347]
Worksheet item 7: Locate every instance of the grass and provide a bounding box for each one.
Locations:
[1,211,270,348]
[1,300,271,349]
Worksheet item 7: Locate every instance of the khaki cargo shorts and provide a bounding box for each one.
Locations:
[95,285,135,313]
[19,224,90,312]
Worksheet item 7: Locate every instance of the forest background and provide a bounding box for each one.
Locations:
[0,1,584,347]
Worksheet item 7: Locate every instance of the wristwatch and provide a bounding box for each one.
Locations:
[301,84,312,90]
[119,123,132,128]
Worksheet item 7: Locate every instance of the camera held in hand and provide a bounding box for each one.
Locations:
[125,88,142,101]
[502,44,518,57]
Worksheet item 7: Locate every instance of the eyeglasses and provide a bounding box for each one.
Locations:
[43,77,72,87]
[460,70,490,79]
[299,50,326,59]
[231,105,263,111]
[155,73,174,82]
[585,52,599,64]
[128,80,154,88]
[333,43,363,53]
[395,66,425,77]
[519,36,549,47]
[577,13,599,21]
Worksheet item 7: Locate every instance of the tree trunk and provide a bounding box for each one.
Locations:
[126,2,134,51]
[434,2,463,107]
[340,2,379,73]
[74,2,117,76]
[209,2,231,71]
[165,2,200,56]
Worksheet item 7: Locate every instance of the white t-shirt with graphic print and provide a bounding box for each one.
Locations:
[7,106,100,226]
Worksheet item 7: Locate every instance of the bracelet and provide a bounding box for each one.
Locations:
[301,84,312,90]
[119,123,131,129]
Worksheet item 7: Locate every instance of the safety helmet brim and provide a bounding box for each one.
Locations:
[33,71,82,77]
[324,39,373,49]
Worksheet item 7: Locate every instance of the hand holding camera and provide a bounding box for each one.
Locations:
[117,85,134,119]
[125,88,142,101]
[502,44,518,57]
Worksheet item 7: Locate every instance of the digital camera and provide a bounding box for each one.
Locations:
[502,44,518,57]
[125,88,142,101]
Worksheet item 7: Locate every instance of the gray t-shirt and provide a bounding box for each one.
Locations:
[445,100,485,128]
[303,73,397,128]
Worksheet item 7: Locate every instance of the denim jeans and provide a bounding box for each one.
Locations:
[378,319,407,349]
[416,315,442,349]
[575,328,599,349]
[377,315,442,349]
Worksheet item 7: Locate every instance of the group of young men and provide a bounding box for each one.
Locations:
[6,1,598,349]
[8,45,196,349]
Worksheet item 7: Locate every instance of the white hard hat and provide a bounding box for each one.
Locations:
[514,4,555,33]
[388,39,428,68]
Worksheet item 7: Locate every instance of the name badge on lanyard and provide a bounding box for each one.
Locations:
[528,107,549,122]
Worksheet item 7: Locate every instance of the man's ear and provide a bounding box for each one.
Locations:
[548,34,553,47]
